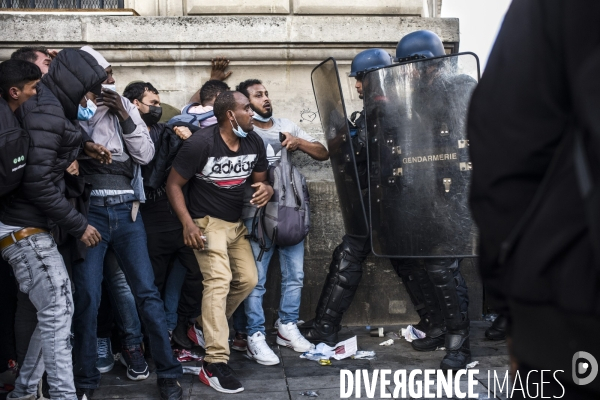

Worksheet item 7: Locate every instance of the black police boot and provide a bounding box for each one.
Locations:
[440,332,471,371]
[299,319,340,346]
[485,314,507,341]
[423,258,471,370]
[411,334,446,352]
[410,265,446,351]
[392,261,437,335]
[300,242,363,345]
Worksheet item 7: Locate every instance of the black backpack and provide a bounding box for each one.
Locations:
[0,124,29,197]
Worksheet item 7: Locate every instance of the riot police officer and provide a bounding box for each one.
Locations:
[385,30,473,370]
[303,30,475,370]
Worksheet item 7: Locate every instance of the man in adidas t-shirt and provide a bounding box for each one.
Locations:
[166,91,272,394]
[231,79,329,366]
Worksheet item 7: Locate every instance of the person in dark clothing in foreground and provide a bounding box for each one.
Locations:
[123,81,203,349]
[0,49,108,400]
[73,46,183,400]
[0,58,42,392]
[468,0,600,398]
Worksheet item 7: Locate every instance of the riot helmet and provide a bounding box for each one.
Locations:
[395,30,446,62]
[349,48,393,78]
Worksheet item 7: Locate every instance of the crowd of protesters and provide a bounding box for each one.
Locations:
[0,45,329,400]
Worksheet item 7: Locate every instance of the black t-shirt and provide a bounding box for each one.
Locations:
[172,124,268,222]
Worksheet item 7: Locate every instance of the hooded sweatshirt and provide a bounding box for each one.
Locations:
[78,46,154,200]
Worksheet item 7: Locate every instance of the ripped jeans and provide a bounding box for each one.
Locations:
[1,232,77,400]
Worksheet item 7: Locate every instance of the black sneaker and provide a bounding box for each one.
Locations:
[76,388,94,400]
[199,361,244,394]
[157,378,183,400]
[120,345,150,381]
[173,317,194,349]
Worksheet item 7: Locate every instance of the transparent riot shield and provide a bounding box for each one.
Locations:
[311,58,368,236]
[364,53,480,258]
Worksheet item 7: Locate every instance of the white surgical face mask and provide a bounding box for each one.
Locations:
[101,84,117,92]
[252,113,271,123]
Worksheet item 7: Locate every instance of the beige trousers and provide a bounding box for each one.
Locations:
[192,216,258,363]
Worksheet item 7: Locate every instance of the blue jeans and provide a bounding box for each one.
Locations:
[103,250,143,346]
[2,233,76,400]
[163,258,187,330]
[72,202,182,389]
[233,218,305,336]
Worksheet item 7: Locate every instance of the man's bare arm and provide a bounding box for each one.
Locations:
[281,132,329,160]
[188,57,233,104]
[166,168,206,250]
[250,170,273,208]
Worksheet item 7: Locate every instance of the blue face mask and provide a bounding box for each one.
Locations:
[230,115,248,138]
[77,98,97,121]
[252,113,271,123]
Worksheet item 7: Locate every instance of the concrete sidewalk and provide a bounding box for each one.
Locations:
[87,321,508,400]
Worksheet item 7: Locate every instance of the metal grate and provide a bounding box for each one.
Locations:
[0,0,124,8]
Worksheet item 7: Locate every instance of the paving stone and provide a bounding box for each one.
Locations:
[92,373,193,399]
[286,375,341,391]
[291,388,348,400]
[0,323,508,400]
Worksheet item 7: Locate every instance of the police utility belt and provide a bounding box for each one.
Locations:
[89,193,140,222]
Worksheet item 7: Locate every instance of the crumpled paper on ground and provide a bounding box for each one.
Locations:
[174,348,203,363]
[352,351,376,360]
[300,336,357,362]
[401,325,426,342]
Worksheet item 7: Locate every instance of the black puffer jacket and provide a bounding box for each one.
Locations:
[0,49,107,238]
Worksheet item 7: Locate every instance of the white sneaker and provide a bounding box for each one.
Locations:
[276,321,315,353]
[246,332,280,365]
[274,318,305,329]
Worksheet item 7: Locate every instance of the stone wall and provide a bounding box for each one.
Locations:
[0,12,483,327]
[125,0,424,17]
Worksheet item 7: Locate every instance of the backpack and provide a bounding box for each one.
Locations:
[166,103,214,130]
[0,125,29,197]
[248,148,310,261]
